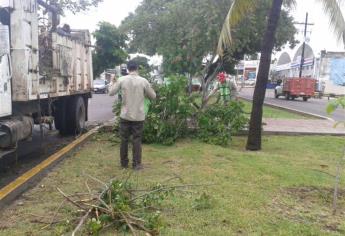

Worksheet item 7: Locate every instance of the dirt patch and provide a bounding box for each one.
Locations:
[271,186,345,233]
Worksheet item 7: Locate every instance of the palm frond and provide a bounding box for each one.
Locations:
[216,0,256,56]
[316,0,345,46]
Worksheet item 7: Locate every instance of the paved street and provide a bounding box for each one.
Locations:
[88,93,117,124]
[239,88,345,121]
[0,93,116,187]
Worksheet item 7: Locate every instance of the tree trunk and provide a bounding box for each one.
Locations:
[246,0,283,151]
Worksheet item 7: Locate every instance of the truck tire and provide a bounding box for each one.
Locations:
[54,99,68,135]
[303,97,308,102]
[285,93,290,100]
[67,96,86,134]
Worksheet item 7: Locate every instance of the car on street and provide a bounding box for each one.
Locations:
[93,79,109,94]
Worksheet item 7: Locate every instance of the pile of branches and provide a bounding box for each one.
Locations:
[56,175,206,235]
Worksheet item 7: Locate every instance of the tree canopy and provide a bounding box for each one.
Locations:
[45,0,104,14]
[120,0,297,75]
[92,22,128,77]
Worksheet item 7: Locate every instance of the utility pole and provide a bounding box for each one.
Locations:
[294,13,314,78]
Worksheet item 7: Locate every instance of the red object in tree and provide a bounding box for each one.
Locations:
[217,72,226,84]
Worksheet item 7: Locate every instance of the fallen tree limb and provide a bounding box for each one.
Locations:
[72,209,92,236]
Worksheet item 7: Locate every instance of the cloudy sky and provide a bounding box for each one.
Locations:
[63,0,345,55]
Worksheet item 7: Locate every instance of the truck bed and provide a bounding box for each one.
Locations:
[283,78,316,97]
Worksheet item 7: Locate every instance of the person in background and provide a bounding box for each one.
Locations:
[206,72,238,104]
[56,24,71,37]
[109,61,156,170]
[117,65,128,102]
[120,65,128,76]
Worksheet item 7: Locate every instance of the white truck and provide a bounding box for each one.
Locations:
[0,0,93,153]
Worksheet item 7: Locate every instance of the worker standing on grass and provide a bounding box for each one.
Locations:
[206,72,238,104]
[109,61,156,170]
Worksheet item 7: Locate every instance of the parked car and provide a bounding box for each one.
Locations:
[93,79,109,94]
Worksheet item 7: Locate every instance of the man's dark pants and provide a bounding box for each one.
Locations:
[119,119,144,168]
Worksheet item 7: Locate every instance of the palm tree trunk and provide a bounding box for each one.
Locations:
[246,0,283,151]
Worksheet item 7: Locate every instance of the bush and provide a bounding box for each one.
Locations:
[143,76,198,145]
[114,75,248,146]
[197,101,248,146]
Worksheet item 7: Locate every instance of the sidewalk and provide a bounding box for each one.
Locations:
[239,88,344,122]
[263,118,345,135]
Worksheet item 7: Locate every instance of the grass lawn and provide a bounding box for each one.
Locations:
[241,100,310,119]
[0,133,344,235]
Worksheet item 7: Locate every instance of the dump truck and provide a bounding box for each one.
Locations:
[0,0,93,154]
[274,77,316,101]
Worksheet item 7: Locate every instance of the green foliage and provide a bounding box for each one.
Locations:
[85,179,173,235]
[120,0,297,75]
[87,218,103,235]
[92,22,128,77]
[143,76,198,145]
[144,211,164,232]
[327,97,345,114]
[142,183,173,207]
[113,75,247,146]
[327,97,345,128]
[228,1,298,59]
[192,193,214,210]
[46,0,103,14]
[140,76,247,146]
[103,180,132,211]
[198,102,248,146]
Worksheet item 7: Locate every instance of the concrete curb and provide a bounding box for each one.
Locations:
[237,129,345,136]
[262,131,345,136]
[239,97,335,122]
[0,126,100,210]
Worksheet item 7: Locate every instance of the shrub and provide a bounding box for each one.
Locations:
[197,101,248,146]
[143,76,198,145]
[114,75,248,146]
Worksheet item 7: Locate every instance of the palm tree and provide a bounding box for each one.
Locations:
[217,0,345,151]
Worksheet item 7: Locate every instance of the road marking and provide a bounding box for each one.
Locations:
[0,127,99,202]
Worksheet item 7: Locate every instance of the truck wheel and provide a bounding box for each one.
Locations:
[67,96,86,134]
[54,99,68,135]
[303,97,308,102]
[285,93,290,100]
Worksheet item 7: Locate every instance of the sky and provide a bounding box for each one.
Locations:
[63,0,345,57]
[286,1,344,55]
[63,0,141,32]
